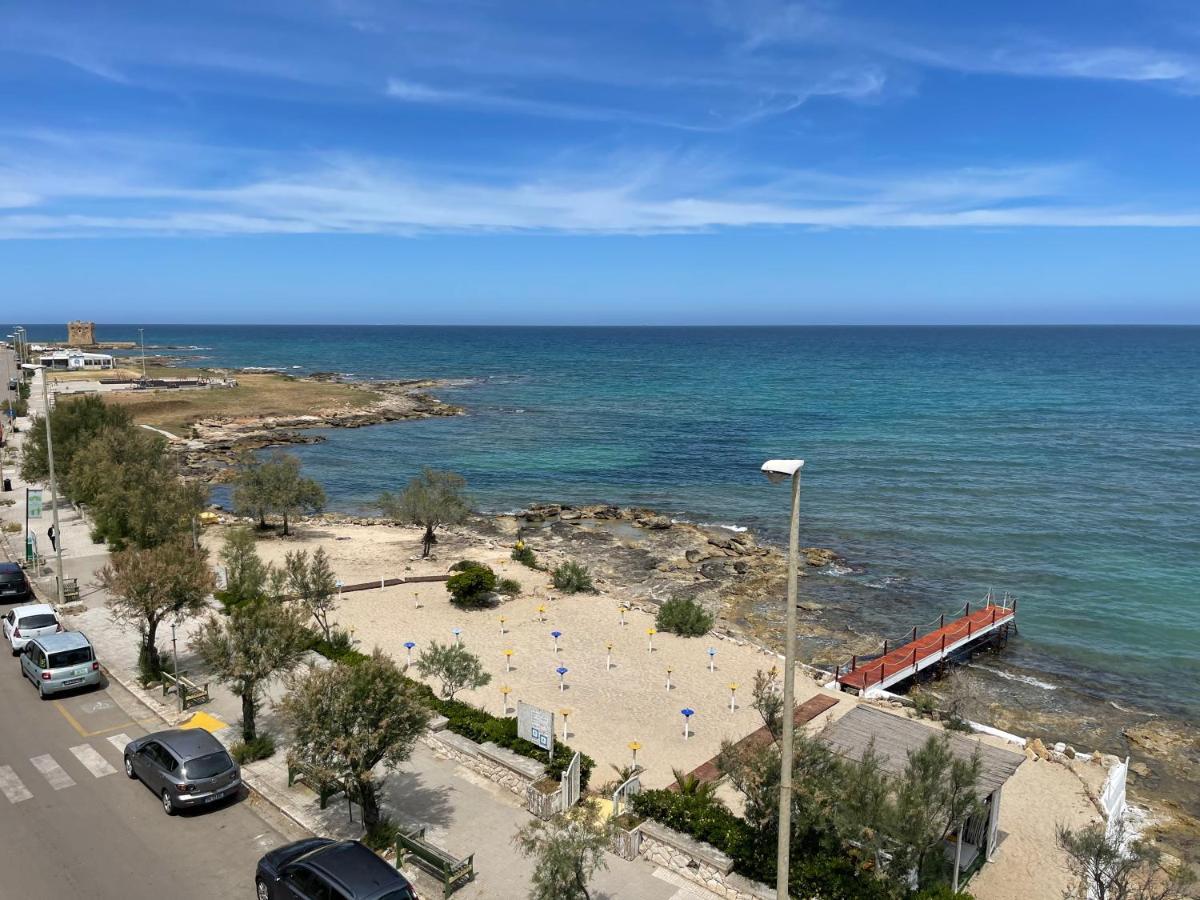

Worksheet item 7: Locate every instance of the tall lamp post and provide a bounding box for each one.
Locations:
[138,328,147,380]
[761,458,804,900]
[22,364,65,604]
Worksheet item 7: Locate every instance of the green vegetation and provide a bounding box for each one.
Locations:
[284,547,338,641]
[655,596,714,637]
[514,800,612,900]
[378,467,471,557]
[511,540,542,569]
[416,641,491,699]
[551,561,594,594]
[496,577,522,596]
[282,650,431,829]
[446,563,497,608]
[20,394,132,495]
[1057,820,1196,900]
[231,734,276,765]
[232,450,325,536]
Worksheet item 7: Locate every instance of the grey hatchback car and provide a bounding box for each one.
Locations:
[124,728,243,815]
[19,631,102,698]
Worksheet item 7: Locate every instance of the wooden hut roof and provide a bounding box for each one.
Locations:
[820,705,1024,795]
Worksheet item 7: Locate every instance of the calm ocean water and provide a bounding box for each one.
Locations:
[21,325,1200,724]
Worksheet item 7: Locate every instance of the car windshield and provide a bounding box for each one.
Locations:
[19,614,57,629]
[183,751,233,779]
[48,646,93,668]
[378,890,416,900]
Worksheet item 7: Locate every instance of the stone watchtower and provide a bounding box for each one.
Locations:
[67,321,96,346]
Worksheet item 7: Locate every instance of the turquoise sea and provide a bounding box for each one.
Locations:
[19,325,1200,732]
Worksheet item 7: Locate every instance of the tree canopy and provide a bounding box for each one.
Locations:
[378,468,470,557]
[232,450,325,535]
[20,394,132,496]
[284,547,338,641]
[514,800,612,900]
[416,641,492,699]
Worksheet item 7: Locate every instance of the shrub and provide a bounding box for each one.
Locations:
[1,522,21,534]
[446,563,497,608]
[308,629,369,666]
[511,541,541,569]
[496,577,522,596]
[363,816,401,852]
[449,559,486,572]
[910,691,939,720]
[551,561,594,594]
[232,733,276,764]
[655,596,714,637]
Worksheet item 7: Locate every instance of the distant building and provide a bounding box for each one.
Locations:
[38,349,115,371]
[67,321,96,346]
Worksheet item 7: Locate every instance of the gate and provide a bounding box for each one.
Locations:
[610,773,641,817]
[560,751,581,811]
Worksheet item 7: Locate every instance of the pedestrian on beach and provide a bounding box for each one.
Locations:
[47,525,56,551]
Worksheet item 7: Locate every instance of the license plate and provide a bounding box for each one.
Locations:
[73,668,87,677]
[62,678,83,687]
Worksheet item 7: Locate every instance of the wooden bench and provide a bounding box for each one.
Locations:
[160,671,210,708]
[286,759,345,810]
[396,825,474,899]
[61,577,80,603]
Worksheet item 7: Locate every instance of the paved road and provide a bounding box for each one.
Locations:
[0,645,307,898]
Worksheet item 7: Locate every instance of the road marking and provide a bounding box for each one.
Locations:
[53,700,138,737]
[108,733,133,753]
[0,766,33,804]
[70,744,116,778]
[30,754,76,791]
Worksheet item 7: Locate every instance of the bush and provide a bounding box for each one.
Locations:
[363,816,401,852]
[910,691,939,720]
[1,522,20,534]
[511,541,541,569]
[308,629,369,666]
[449,559,486,572]
[232,733,276,764]
[446,563,497,608]
[655,596,714,637]
[496,577,522,596]
[551,561,594,594]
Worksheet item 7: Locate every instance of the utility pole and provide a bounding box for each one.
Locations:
[138,328,147,380]
[171,622,183,714]
[35,367,66,605]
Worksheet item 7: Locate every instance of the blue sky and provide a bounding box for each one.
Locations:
[1,0,1198,323]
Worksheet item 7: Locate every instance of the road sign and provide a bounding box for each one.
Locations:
[27,489,43,519]
[517,701,555,756]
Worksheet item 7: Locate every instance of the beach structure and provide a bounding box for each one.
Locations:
[835,595,1016,695]
[821,706,1024,884]
[37,349,115,371]
[67,320,96,346]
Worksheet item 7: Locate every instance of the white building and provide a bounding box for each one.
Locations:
[38,349,115,371]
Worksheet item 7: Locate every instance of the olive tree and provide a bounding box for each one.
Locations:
[99,542,216,674]
[416,641,491,700]
[194,597,311,743]
[378,468,470,557]
[282,651,430,828]
[232,450,325,535]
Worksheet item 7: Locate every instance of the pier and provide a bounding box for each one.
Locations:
[835,596,1017,695]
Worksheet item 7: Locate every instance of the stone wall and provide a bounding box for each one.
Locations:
[638,820,772,900]
[421,725,546,800]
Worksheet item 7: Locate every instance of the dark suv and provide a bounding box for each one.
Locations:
[0,563,32,604]
[256,839,417,900]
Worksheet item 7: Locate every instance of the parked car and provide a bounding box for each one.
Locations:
[256,839,417,900]
[19,631,101,698]
[0,563,32,604]
[123,728,242,815]
[3,603,63,655]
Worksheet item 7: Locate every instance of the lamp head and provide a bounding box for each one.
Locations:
[761,459,804,483]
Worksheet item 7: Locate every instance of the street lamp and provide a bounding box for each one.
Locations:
[761,458,804,900]
[138,328,147,380]
[22,363,66,605]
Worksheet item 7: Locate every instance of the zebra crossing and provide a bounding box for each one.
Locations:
[1,732,133,803]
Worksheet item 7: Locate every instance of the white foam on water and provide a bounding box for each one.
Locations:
[822,562,854,576]
[971,664,1058,691]
[696,521,749,533]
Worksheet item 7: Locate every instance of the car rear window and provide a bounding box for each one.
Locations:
[184,751,234,779]
[48,646,93,668]
[377,890,416,900]
[19,614,57,629]
[0,573,25,585]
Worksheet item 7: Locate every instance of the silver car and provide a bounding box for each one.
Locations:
[19,631,101,698]
[123,728,243,815]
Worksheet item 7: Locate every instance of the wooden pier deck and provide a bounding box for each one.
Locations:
[836,599,1016,695]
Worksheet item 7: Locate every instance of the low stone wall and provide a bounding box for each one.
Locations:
[638,820,772,900]
[422,728,546,799]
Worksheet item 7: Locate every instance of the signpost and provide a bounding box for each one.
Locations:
[517,700,555,761]
[25,488,43,562]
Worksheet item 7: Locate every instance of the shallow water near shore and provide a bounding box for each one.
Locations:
[24,325,1200,735]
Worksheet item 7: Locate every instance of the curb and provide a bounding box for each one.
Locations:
[98,660,317,838]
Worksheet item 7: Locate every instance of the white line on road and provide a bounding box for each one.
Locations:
[70,744,116,778]
[0,765,33,804]
[30,754,76,791]
[108,733,132,754]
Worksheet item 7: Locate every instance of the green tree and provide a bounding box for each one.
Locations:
[231,450,272,529]
[20,394,132,496]
[655,595,715,637]
[263,450,325,536]
[445,563,497,608]
[513,799,612,900]
[194,597,311,742]
[751,668,784,741]
[378,468,470,557]
[285,547,338,642]
[218,527,272,606]
[1057,820,1197,900]
[282,651,430,828]
[416,641,491,699]
[99,541,216,674]
[671,767,717,800]
[73,426,206,550]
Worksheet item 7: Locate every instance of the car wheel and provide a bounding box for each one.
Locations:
[161,790,176,816]
[124,756,136,779]
[37,682,47,700]
[255,877,271,900]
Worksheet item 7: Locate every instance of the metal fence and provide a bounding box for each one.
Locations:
[610,773,642,818]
